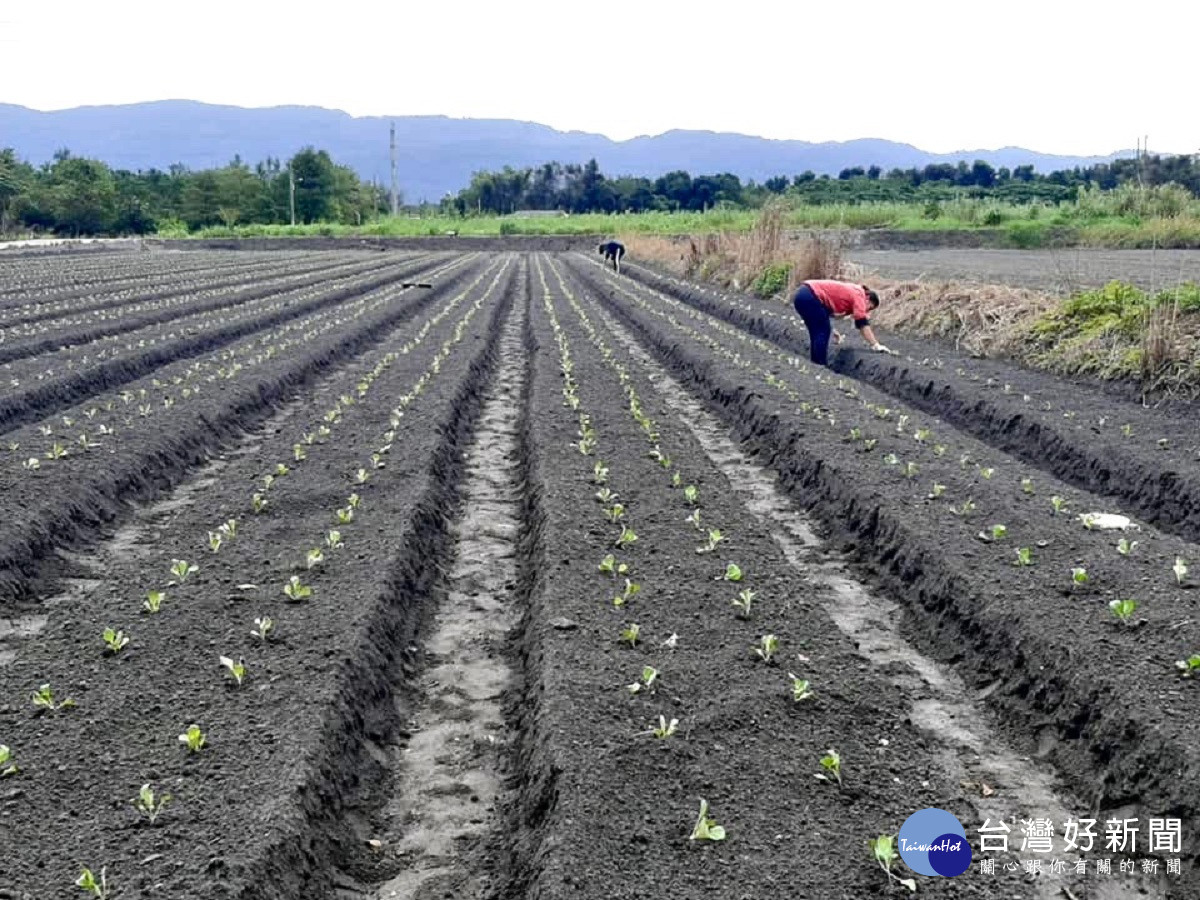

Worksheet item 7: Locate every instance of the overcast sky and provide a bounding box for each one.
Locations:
[3,0,1196,156]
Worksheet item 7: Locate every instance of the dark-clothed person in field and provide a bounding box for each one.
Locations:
[792,279,893,366]
[599,240,625,273]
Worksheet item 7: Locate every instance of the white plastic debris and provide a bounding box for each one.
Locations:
[1078,512,1136,531]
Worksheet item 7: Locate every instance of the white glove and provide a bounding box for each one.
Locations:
[872,343,894,354]
[833,331,845,345]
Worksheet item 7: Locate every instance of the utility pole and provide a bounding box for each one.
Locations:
[289,168,296,227]
[390,122,398,217]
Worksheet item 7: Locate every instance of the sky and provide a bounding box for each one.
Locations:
[2,0,1196,157]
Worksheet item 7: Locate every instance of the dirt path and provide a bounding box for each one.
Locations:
[850,247,1200,293]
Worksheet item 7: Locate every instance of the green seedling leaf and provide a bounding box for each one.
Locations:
[1050,495,1067,515]
[627,665,659,694]
[251,616,274,641]
[1175,558,1189,585]
[683,485,699,506]
[1117,538,1138,556]
[753,633,778,663]
[1071,567,1089,587]
[101,627,129,655]
[178,723,206,753]
[619,623,640,647]
[1175,654,1200,677]
[615,525,638,548]
[870,834,917,892]
[815,748,842,786]
[689,798,726,842]
[170,559,198,582]
[75,866,108,898]
[305,548,325,569]
[219,655,246,687]
[789,674,813,702]
[252,492,269,514]
[1013,547,1034,567]
[649,715,678,739]
[134,783,171,824]
[720,563,743,582]
[325,530,344,550]
[283,575,312,601]
[1021,477,1035,495]
[1109,598,1138,625]
[927,483,946,499]
[593,460,608,484]
[732,588,755,619]
[31,683,75,712]
[612,578,641,608]
[0,744,18,778]
[696,528,724,554]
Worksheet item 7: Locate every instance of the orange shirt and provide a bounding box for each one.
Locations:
[806,280,871,324]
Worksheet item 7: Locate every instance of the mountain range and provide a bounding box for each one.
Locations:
[0,100,1134,202]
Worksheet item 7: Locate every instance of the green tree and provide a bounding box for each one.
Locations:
[46,155,116,235]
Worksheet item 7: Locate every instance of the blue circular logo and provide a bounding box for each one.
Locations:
[897,808,971,877]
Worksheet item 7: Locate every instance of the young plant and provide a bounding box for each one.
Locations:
[31,683,75,711]
[219,519,238,540]
[219,655,246,687]
[882,453,899,466]
[902,461,919,479]
[1109,598,1138,626]
[335,506,354,524]
[991,524,1007,541]
[847,427,863,442]
[952,497,977,518]
[348,492,362,509]
[354,468,370,484]
[275,463,289,477]
[207,531,223,553]
[914,427,931,443]
[720,563,744,582]
[815,748,843,786]
[293,444,306,462]
[753,633,778,663]
[627,665,659,694]
[325,530,344,550]
[696,528,724,554]
[1050,495,1068,515]
[1121,423,1134,438]
[978,466,995,480]
[683,484,699,506]
[1020,477,1035,495]
[592,460,608,484]
[862,439,877,451]
[75,867,109,898]
[1117,538,1138,556]
[251,616,275,641]
[689,798,726,842]
[598,553,629,577]
[619,623,641,647]
[595,487,617,504]
[672,471,682,488]
[928,483,946,499]
[1175,557,1189,585]
[732,588,755,619]
[685,509,702,531]
[870,834,917,893]
[1175,654,1200,677]
[1013,547,1034,567]
[178,723,206,752]
[614,525,638,548]
[305,548,325,569]
[789,674,814,702]
[650,715,679,739]
[133,783,171,824]
[605,503,626,523]
[0,744,18,777]
[169,559,197,582]
[612,578,641,607]
[283,575,312,601]
[143,590,166,614]
[101,627,130,655]
[1071,567,1089,587]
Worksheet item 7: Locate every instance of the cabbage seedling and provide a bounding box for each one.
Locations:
[370,453,385,470]
[1013,547,1034,566]
[261,474,275,491]
[991,524,1007,541]
[696,529,724,554]
[335,506,354,524]
[251,616,274,642]
[75,867,109,898]
[207,532,223,553]
[863,439,877,451]
[593,460,608,484]
[348,492,362,509]
[914,427,931,443]
[46,441,69,460]
[615,526,638,548]
[685,509,702,531]
[882,453,899,466]
[720,563,744,582]
[1050,495,1067,515]
[815,748,842,786]
[133,783,171,824]
[598,554,628,577]
[933,444,947,457]
[1175,558,1189,585]
[1117,538,1138,556]
[649,715,678,739]
[275,463,289,476]
[1021,477,1034,494]
[627,665,658,694]
[284,575,312,601]
[219,655,246,687]
[732,588,754,619]
[683,485,699,506]
[595,487,617,504]
[293,444,306,462]
[928,483,946,499]
[1175,654,1200,677]
[144,590,165,614]
[354,468,370,484]
[979,467,995,480]
[325,530,344,550]
[619,623,641,647]
[178,724,206,752]
[1071,567,1089,587]
[789,674,813,702]
[754,634,778,663]
[305,548,324,569]
[902,461,919,479]
[689,798,726,841]
[1121,424,1134,438]
[0,744,18,777]
[22,457,40,471]
[219,519,238,539]
[612,579,641,607]
[605,503,626,523]
[31,683,75,711]
[102,628,129,655]
[1109,598,1138,625]
[870,834,916,893]
[170,559,197,582]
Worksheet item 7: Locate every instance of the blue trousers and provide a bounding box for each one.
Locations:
[793,284,832,366]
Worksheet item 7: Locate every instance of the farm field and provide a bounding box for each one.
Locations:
[0,247,1197,899]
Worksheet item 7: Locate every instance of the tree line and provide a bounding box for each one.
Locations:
[448,153,1200,214]
[0,147,388,236]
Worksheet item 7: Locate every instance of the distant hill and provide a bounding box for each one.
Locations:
[0,100,1134,202]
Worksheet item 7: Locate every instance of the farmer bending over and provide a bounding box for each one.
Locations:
[792,279,892,366]
[599,240,625,273]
